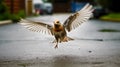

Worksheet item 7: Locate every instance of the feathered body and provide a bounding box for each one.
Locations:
[19,3,94,48]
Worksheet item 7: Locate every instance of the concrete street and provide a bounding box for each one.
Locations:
[0,14,120,67]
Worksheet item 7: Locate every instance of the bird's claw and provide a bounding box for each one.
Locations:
[54,45,58,49]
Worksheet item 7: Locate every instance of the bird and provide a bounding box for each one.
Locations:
[19,3,94,48]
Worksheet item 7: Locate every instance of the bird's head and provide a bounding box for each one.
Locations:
[54,20,61,25]
[54,20,61,28]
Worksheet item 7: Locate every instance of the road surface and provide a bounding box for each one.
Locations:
[0,14,120,67]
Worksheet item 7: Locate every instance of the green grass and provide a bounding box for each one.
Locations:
[106,13,120,18]
[0,10,26,22]
[100,13,120,22]
[99,29,120,32]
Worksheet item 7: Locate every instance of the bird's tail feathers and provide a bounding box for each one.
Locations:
[67,37,74,41]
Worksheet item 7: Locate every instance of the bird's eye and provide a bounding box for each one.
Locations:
[57,21,59,23]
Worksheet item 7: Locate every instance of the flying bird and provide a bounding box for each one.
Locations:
[19,3,94,48]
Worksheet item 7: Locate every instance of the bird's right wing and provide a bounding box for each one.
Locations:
[19,19,53,35]
[63,3,94,32]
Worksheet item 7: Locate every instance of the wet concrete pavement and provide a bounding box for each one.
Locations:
[0,14,120,67]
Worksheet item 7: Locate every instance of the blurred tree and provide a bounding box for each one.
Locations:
[0,0,11,20]
[0,0,25,21]
[96,0,109,8]
[0,0,4,3]
[108,0,120,12]
[97,0,120,12]
[0,0,7,14]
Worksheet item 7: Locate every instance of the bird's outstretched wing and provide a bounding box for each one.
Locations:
[63,3,94,32]
[19,19,53,35]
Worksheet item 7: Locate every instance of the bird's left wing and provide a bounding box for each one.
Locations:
[19,19,53,35]
[63,3,94,32]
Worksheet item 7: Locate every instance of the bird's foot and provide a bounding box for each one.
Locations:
[54,45,58,49]
[54,42,58,49]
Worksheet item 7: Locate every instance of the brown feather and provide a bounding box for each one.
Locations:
[63,3,93,32]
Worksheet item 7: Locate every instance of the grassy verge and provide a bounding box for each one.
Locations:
[100,13,120,22]
[99,29,120,32]
[0,10,26,23]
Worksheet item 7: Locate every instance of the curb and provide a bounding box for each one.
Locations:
[0,20,12,25]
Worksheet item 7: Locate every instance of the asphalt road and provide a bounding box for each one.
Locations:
[0,14,120,67]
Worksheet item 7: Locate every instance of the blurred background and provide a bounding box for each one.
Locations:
[0,0,120,22]
[0,0,120,67]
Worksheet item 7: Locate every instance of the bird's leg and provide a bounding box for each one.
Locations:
[54,42,58,48]
[52,39,56,43]
[59,39,62,43]
[54,37,59,48]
